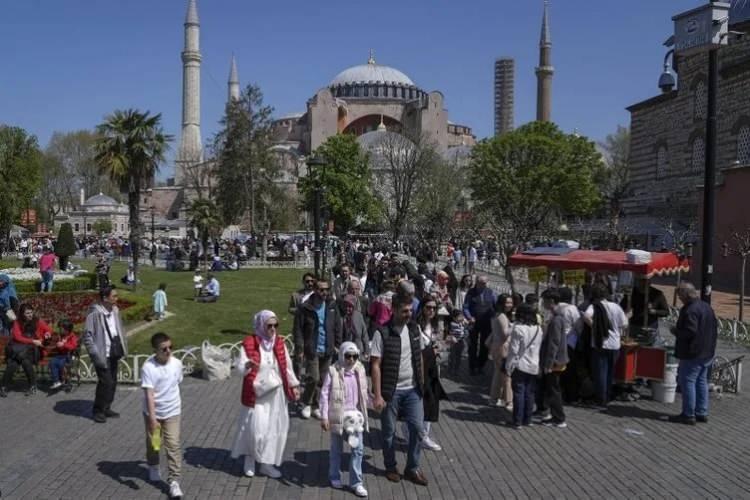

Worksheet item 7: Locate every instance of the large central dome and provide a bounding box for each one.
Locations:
[330,56,415,87]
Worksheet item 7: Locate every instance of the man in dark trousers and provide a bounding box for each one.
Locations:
[669,282,718,425]
[294,279,342,420]
[82,286,127,423]
[462,275,496,375]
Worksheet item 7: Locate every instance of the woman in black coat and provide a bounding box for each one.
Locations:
[416,297,447,451]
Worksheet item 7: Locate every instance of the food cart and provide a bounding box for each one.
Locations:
[508,248,690,384]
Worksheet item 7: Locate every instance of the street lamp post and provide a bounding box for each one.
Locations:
[306,156,326,279]
[665,0,731,304]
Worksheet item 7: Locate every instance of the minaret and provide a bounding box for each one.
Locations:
[176,0,203,184]
[228,55,240,103]
[535,0,554,122]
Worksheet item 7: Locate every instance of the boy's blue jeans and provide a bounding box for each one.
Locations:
[49,355,70,383]
[329,431,364,487]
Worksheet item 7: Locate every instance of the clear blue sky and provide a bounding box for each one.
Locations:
[1,0,705,179]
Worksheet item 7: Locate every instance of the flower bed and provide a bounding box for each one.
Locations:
[21,292,137,326]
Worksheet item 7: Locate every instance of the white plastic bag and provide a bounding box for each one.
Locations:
[201,340,231,381]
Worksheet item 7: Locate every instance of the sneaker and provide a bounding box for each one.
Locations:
[258,463,282,479]
[50,381,63,390]
[505,403,513,411]
[353,484,369,497]
[243,456,255,477]
[300,405,312,419]
[491,399,504,407]
[312,408,322,420]
[330,479,343,489]
[148,465,161,482]
[0,387,7,398]
[532,410,550,420]
[668,414,696,425]
[169,480,183,498]
[25,386,37,396]
[93,413,107,424]
[421,436,442,451]
[541,418,567,428]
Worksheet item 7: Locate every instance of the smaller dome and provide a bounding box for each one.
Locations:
[84,193,119,206]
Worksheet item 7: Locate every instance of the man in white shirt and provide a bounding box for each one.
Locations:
[583,283,628,406]
[141,332,184,499]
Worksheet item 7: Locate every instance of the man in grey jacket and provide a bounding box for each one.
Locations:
[82,286,128,423]
[539,289,569,428]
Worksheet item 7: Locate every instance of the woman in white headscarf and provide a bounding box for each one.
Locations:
[230,310,300,479]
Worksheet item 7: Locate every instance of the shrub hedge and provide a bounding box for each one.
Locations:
[15,273,97,294]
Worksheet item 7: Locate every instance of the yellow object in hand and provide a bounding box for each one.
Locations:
[150,427,161,452]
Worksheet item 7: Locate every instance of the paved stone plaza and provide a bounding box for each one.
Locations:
[1,340,749,500]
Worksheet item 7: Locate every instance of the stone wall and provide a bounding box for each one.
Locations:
[625,36,750,227]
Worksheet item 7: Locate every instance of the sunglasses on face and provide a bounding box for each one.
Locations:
[267,323,279,329]
[318,287,330,292]
[424,305,437,310]
[344,353,359,360]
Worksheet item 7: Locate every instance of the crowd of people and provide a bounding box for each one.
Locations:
[0,236,721,499]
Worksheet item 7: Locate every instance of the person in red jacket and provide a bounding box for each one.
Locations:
[0,303,52,396]
[49,318,79,390]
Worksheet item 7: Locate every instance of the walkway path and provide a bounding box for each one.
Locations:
[1,341,749,499]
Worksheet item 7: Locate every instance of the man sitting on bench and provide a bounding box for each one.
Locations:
[196,274,220,303]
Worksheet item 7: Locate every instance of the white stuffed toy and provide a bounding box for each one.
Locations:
[342,410,365,448]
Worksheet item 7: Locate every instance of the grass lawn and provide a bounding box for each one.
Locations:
[2,256,310,354]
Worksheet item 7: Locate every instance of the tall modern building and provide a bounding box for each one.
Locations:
[494,58,515,136]
[535,0,554,122]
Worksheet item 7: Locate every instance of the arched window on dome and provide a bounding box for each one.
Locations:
[656,146,669,180]
[691,137,705,175]
[738,125,750,166]
[373,85,379,97]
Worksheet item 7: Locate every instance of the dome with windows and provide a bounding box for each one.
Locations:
[329,54,424,101]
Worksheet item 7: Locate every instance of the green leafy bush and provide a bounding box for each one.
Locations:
[15,274,97,294]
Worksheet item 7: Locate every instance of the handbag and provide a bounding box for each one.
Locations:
[103,316,124,360]
[253,367,282,398]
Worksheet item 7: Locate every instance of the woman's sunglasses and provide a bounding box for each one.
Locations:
[267,323,279,329]
[344,353,359,360]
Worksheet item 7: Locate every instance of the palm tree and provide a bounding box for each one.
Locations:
[95,109,172,289]
[188,199,222,273]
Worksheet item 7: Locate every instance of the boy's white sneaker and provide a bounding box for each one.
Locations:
[330,479,343,489]
[169,480,183,498]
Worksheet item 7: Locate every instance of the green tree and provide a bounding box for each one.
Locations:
[55,222,76,270]
[0,125,42,253]
[597,125,632,248]
[213,84,278,230]
[95,110,172,289]
[92,219,113,235]
[468,122,602,289]
[188,199,222,272]
[299,134,377,235]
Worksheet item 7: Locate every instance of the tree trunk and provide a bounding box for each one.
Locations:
[250,170,256,233]
[128,186,140,291]
[202,234,209,276]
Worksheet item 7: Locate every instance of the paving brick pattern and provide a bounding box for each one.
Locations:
[1,341,749,499]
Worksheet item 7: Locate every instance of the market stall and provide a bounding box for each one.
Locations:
[508,248,690,387]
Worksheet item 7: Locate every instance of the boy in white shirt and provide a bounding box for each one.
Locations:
[141,332,184,499]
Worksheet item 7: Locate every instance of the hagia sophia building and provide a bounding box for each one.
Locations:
[141,0,549,236]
